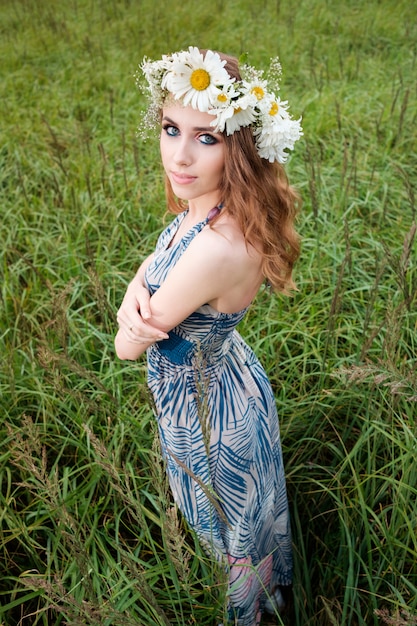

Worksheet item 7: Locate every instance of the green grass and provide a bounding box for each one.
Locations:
[1,0,416,624]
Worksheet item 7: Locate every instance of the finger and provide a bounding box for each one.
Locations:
[137,301,151,319]
[137,291,152,320]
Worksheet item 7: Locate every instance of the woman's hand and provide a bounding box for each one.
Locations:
[115,276,169,360]
[117,283,168,342]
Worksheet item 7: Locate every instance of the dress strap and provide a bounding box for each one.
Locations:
[206,203,224,222]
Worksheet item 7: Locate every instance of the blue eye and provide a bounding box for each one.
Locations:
[199,134,217,145]
[163,124,179,136]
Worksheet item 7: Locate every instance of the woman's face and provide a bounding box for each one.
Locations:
[160,102,225,209]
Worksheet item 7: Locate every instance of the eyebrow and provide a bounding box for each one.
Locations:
[162,115,217,133]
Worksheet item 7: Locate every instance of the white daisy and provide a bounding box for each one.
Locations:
[162,46,233,112]
[207,84,240,131]
[223,96,257,135]
[243,79,269,106]
[210,92,257,135]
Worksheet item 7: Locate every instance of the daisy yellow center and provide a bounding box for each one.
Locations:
[269,102,279,116]
[233,107,242,115]
[190,69,211,91]
[251,86,265,100]
[217,93,227,103]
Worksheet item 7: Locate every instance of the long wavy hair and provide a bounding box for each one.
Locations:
[163,50,301,294]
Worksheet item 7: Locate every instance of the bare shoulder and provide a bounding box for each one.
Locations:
[190,216,261,269]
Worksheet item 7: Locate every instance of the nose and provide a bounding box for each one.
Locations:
[173,137,193,166]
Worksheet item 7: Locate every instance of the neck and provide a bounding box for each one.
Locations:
[187,195,223,217]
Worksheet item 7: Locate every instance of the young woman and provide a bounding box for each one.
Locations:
[115,47,302,625]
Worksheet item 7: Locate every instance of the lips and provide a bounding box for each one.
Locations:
[170,171,197,185]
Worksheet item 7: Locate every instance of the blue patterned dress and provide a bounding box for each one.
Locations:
[145,210,292,625]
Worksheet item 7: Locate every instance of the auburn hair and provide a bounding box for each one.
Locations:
[163,50,301,294]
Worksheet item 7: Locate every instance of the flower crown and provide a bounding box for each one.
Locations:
[137,46,303,164]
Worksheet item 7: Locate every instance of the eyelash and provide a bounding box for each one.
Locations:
[162,124,218,145]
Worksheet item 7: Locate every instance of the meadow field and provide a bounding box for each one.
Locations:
[1,0,416,624]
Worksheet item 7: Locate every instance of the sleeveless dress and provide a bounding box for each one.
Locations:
[144,210,293,625]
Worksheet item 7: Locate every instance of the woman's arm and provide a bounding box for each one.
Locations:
[115,225,261,361]
[146,232,232,332]
[115,253,169,360]
[145,221,263,335]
